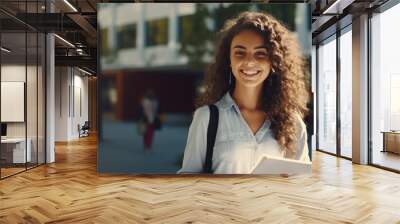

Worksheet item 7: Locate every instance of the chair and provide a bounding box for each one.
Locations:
[78,121,90,138]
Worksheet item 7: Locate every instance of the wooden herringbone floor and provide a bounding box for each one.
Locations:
[1,135,400,224]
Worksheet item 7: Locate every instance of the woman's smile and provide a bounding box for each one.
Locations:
[240,69,262,78]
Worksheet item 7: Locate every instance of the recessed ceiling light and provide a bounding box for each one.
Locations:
[63,0,78,12]
[322,0,356,15]
[78,67,93,76]
[1,47,11,53]
[54,34,75,48]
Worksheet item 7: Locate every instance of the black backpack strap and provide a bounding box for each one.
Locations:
[203,104,219,173]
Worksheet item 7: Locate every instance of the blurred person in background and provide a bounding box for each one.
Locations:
[138,89,160,151]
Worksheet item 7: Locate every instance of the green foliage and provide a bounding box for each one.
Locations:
[177,3,297,69]
[178,4,212,69]
[256,4,296,31]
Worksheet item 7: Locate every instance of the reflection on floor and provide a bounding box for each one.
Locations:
[373,150,400,171]
[0,162,42,178]
[0,167,25,178]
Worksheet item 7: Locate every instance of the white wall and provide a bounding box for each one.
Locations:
[55,66,69,141]
[1,65,26,81]
[1,65,35,137]
[72,72,89,138]
[1,82,25,122]
[55,67,89,141]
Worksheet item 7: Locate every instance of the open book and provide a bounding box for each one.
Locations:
[251,155,312,175]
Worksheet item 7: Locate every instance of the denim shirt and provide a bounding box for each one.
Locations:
[178,92,310,174]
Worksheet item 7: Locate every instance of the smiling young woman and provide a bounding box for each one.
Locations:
[178,11,310,174]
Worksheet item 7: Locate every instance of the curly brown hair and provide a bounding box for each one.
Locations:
[196,11,309,158]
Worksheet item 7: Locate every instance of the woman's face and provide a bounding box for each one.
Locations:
[230,29,272,88]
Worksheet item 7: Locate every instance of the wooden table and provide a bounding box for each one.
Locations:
[381,131,400,154]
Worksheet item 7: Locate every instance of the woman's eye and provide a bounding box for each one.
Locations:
[234,51,245,57]
[255,52,267,58]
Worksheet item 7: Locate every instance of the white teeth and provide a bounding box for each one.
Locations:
[242,70,259,75]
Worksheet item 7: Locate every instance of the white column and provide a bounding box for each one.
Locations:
[352,14,369,164]
[45,0,56,163]
[46,33,55,163]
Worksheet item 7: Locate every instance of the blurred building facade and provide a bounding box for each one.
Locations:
[98,3,311,71]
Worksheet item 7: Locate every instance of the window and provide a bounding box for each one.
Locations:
[339,28,352,158]
[177,15,194,43]
[371,3,400,171]
[145,18,168,46]
[390,74,400,130]
[117,24,137,49]
[101,28,110,55]
[317,36,337,155]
